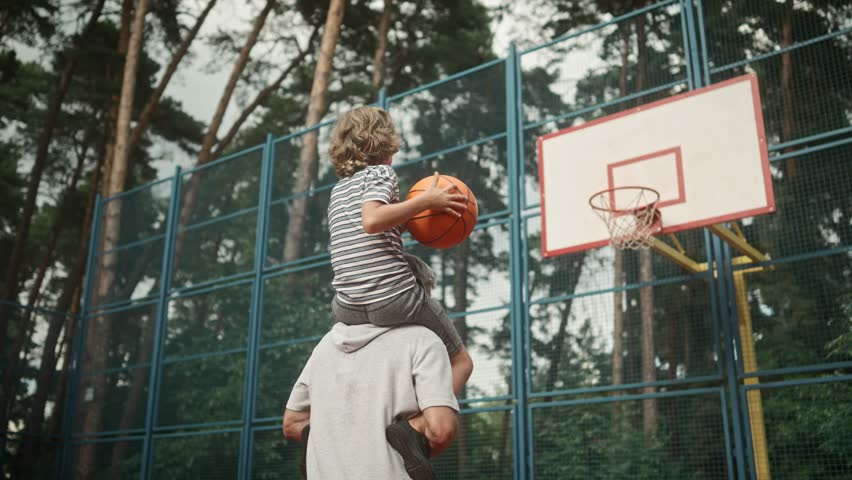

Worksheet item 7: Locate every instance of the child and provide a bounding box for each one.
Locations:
[327,106,473,478]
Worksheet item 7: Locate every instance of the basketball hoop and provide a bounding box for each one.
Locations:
[589,186,662,250]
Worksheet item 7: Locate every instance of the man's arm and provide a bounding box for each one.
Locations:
[410,333,460,456]
[282,352,314,439]
[282,408,310,441]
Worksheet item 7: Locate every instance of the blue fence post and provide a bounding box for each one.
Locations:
[59,194,103,478]
[505,42,529,480]
[379,87,388,109]
[678,0,696,90]
[681,0,704,89]
[693,0,713,87]
[710,235,749,480]
[719,241,760,480]
[140,167,182,480]
[239,133,275,479]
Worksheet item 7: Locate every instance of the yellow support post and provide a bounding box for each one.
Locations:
[648,227,772,478]
[707,224,770,263]
[649,237,704,274]
[731,257,771,480]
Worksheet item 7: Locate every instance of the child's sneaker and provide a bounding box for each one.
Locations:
[385,417,435,480]
[299,425,310,479]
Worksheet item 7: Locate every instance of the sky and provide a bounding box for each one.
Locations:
[11,0,599,174]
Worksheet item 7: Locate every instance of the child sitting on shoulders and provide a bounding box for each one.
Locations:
[326,106,474,479]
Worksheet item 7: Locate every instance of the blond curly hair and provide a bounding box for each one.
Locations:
[328,106,401,178]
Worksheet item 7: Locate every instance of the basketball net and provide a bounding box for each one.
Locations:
[589,186,662,250]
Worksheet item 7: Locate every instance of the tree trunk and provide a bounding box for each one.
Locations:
[50,304,76,439]
[780,0,796,177]
[371,0,393,95]
[13,135,106,476]
[78,2,149,476]
[0,0,106,357]
[127,0,219,154]
[197,0,277,167]
[639,249,656,433]
[612,250,625,387]
[283,0,346,263]
[0,146,87,455]
[172,0,278,274]
[634,2,657,433]
[611,22,630,393]
[101,0,134,198]
[109,303,157,466]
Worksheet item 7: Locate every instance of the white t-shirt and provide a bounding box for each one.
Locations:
[286,323,458,479]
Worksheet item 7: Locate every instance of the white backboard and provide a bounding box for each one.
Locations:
[537,74,775,257]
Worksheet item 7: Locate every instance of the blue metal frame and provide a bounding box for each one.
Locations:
[95,233,166,257]
[386,57,506,102]
[519,0,678,56]
[770,134,852,162]
[0,299,77,318]
[528,375,723,398]
[743,373,852,391]
[742,361,852,379]
[59,194,103,478]
[181,143,265,177]
[710,27,852,76]
[710,235,750,480]
[238,133,274,479]
[100,176,172,203]
[140,167,182,480]
[505,44,529,480]
[529,386,723,410]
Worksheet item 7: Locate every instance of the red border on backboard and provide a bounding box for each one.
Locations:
[606,146,685,212]
[537,73,776,258]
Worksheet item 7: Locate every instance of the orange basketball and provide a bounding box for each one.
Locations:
[406,175,478,249]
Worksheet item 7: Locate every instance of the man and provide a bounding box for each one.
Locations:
[282,254,460,479]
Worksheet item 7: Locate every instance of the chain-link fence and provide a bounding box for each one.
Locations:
[3,1,849,478]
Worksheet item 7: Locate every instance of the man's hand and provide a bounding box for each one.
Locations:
[283,408,310,441]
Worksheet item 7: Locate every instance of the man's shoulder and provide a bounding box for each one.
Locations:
[381,325,444,350]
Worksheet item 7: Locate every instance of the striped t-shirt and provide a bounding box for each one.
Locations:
[329,164,416,305]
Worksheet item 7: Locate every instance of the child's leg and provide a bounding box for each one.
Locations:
[331,296,371,325]
[365,286,474,394]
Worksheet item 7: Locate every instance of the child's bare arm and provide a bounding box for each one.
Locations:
[362,172,467,234]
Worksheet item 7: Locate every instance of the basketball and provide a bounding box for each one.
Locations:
[406,175,478,249]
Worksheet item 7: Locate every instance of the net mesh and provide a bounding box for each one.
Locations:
[590,187,661,250]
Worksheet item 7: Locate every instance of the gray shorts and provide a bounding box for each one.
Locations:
[332,285,464,356]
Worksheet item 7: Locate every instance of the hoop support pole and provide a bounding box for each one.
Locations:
[667,233,687,254]
[650,237,704,274]
[708,224,769,263]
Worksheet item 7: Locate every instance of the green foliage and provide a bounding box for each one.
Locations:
[761,382,852,479]
[0,0,57,44]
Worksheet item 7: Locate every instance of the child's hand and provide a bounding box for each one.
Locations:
[422,172,468,218]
